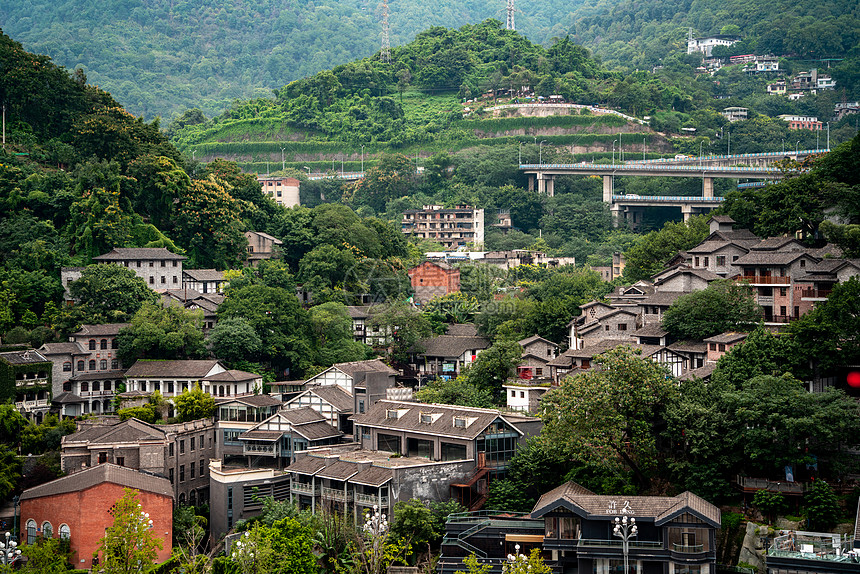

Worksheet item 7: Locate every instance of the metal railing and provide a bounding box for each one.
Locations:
[321,487,348,502]
[242,444,276,455]
[801,288,831,299]
[355,493,389,506]
[291,483,318,496]
[578,539,663,549]
[736,276,791,284]
[673,543,705,553]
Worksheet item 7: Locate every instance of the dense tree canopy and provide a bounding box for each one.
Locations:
[661,279,763,340]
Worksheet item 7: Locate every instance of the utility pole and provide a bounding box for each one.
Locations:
[381,0,391,64]
[281,147,286,171]
[1,104,5,148]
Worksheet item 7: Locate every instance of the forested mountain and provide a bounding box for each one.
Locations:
[3,0,857,120]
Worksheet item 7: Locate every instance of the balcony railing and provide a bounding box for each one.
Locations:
[15,378,49,388]
[766,315,794,324]
[291,483,318,496]
[578,539,663,549]
[242,444,277,456]
[801,288,831,300]
[355,492,389,506]
[16,399,50,411]
[321,487,348,502]
[673,543,705,554]
[80,390,116,397]
[736,276,790,285]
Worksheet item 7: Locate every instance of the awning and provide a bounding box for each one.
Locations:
[505,534,544,543]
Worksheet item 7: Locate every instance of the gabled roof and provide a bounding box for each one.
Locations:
[62,418,165,446]
[687,240,752,255]
[352,465,393,487]
[245,231,282,244]
[733,251,818,266]
[215,394,282,408]
[446,323,479,337]
[93,247,186,261]
[518,335,558,349]
[242,408,341,442]
[316,460,360,481]
[0,349,50,365]
[351,400,530,441]
[70,369,127,381]
[640,291,686,307]
[530,480,720,527]
[346,305,373,319]
[288,385,354,413]
[125,360,223,379]
[678,363,717,382]
[633,324,668,338]
[751,236,806,252]
[182,268,225,282]
[703,332,748,344]
[20,463,173,501]
[653,268,721,285]
[287,456,327,476]
[330,359,398,380]
[51,392,85,404]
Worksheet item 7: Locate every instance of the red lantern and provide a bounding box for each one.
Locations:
[847,371,860,388]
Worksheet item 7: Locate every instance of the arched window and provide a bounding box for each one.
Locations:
[100,359,107,370]
[100,339,108,350]
[92,381,100,392]
[89,340,96,350]
[111,338,118,349]
[42,521,53,538]
[179,493,186,505]
[81,382,89,392]
[111,359,118,370]
[88,360,96,370]
[59,524,70,540]
[103,380,111,391]
[62,362,71,372]
[77,360,85,371]
[26,519,36,544]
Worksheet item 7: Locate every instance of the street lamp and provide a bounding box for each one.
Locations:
[519,141,523,165]
[281,147,286,171]
[782,139,785,154]
[361,145,365,173]
[795,140,800,157]
[612,139,618,163]
[539,140,547,165]
[699,140,703,169]
[613,516,637,574]
[303,166,310,177]
[0,531,21,567]
[826,122,830,150]
[643,136,646,161]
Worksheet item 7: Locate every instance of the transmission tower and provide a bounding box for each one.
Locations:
[506,0,516,30]
[381,0,391,63]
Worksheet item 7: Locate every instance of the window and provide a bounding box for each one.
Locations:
[161,261,166,267]
[42,521,53,538]
[510,390,516,398]
[190,437,195,451]
[172,261,178,267]
[104,380,111,391]
[59,524,70,540]
[190,463,196,479]
[98,452,107,464]
[161,276,166,284]
[453,417,466,428]
[581,359,590,369]
[545,517,558,538]
[694,257,700,267]
[100,339,108,350]
[116,456,124,467]
[377,434,401,454]
[100,359,107,370]
[81,382,89,392]
[169,443,175,457]
[420,413,433,424]
[77,360,84,371]
[112,338,118,349]
[63,362,71,372]
[179,465,185,482]
[169,468,174,483]
[704,257,709,267]
[358,399,365,414]
[385,409,400,420]
[93,381,100,391]
[780,306,787,316]
[26,519,36,544]
[173,276,178,284]
[180,440,186,454]
[780,288,787,297]
[149,276,154,284]
[149,261,154,267]
[560,517,580,539]
[520,391,525,398]
[63,382,72,392]
[199,460,205,476]
[718,344,726,352]
[716,255,726,266]
[709,343,717,351]
[800,259,806,268]
[112,359,119,369]
[136,261,141,267]
[604,325,610,331]
[617,323,627,331]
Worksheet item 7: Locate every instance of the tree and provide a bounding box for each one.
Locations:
[19,537,73,574]
[804,480,840,531]
[349,153,416,213]
[623,216,709,281]
[752,489,786,524]
[69,264,158,322]
[117,302,206,364]
[367,300,433,366]
[540,347,677,488]
[711,326,804,388]
[174,176,246,269]
[414,375,494,408]
[463,340,522,398]
[790,277,860,373]
[229,518,317,574]
[661,280,762,340]
[0,402,28,445]
[0,445,21,501]
[97,488,163,574]
[173,384,218,422]
[485,437,571,512]
[309,302,372,366]
[208,317,263,365]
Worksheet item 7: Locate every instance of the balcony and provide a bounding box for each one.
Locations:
[291,482,319,496]
[16,399,50,412]
[578,539,663,550]
[15,377,49,388]
[242,444,277,456]
[757,296,774,304]
[321,487,348,502]
[672,543,705,554]
[800,288,831,301]
[736,276,790,285]
[765,315,794,324]
[80,390,116,398]
[355,492,389,507]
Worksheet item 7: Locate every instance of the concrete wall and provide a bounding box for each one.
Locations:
[391,460,476,503]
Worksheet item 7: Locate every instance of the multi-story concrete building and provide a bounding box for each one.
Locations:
[91,247,187,289]
[687,34,739,57]
[244,231,283,266]
[123,360,262,401]
[61,417,217,506]
[0,348,52,421]
[257,176,300,208]
[401,205,484,249]
[408,261,461,305]
[779,114,823,131]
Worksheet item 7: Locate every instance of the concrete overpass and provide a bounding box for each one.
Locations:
[307,171,365,181]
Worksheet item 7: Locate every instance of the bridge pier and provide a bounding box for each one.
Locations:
[528,174,535,192]
[603,175,613,203]
[545,175,555,197]
[611,205,624,228]
[703,177,714,198]
[534,173,555,196]
[681,204,694,222]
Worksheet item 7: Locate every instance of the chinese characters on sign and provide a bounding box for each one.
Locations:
[606,500,635,515]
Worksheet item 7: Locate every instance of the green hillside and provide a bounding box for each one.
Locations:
[3,0,857,121]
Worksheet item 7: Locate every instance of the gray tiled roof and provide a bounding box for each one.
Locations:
[531,480,720,526]
[20,463,173,501]
[640,291,686,307]
[351,465,393,487]
[182,269,225,281]
[446,323,479,337]
[351,400,528,441]
[294,386,353,412]
[332,359,398,379]
[93,248,186,261]
[667,341,708,354]
[70,370,127,382]
[280,407,327,425]
[734,251,817,266]
[215,394,282,408]
[125,360,222,378]
[678,363,717,382]
[316,460,360,481]
[51,392,85,404]
[419,335,491,358]
[292,421,342,441]
[633,324,668,338]
[246,231,283,244]
[62,418,165,446]
[204,369,261,383]
[0,349,50,365]
[346,305,373,319]
[73,323,129,337]
[39,342,87,356]
[703,332,748,344]
[518,335,557,348]
[287,457,327,476]
[687,240,751,255]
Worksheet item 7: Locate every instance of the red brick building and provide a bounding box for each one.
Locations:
[408,261,461,304]
[19,464,173,570]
